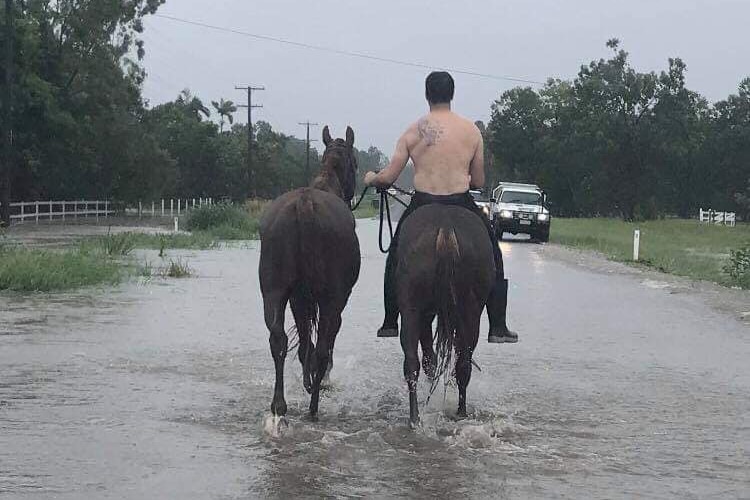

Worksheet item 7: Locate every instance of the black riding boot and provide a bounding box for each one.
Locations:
[487,277,518,343]
[377,248,399,337]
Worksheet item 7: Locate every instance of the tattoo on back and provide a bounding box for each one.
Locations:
[417,118,443,146]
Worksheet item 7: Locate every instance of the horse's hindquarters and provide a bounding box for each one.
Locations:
[395,205,495,424]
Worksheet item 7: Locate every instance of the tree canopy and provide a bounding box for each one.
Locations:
[488,40,749,220]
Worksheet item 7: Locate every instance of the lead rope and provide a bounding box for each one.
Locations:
[351,184,411,254]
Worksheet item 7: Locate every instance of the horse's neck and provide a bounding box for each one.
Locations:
[311,167,343,199]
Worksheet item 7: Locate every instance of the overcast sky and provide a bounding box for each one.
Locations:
[140,0,750,153]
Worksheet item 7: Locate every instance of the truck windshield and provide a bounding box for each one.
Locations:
[500,191,541,204]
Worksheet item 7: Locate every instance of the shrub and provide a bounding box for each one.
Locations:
[184,203,259,239]
[724,246,750,288]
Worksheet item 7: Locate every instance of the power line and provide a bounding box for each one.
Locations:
[154,14,544,85]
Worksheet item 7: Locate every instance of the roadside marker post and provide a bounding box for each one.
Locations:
[633,229,640,261]
[174,217,179,233]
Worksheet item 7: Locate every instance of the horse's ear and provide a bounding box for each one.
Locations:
[345,126,354,148]
[322,126,333,147]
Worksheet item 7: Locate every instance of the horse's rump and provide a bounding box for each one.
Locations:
[396,205,494,309]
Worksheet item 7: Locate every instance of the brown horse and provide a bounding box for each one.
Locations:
[396,205,495,427]
[259,126,361,421]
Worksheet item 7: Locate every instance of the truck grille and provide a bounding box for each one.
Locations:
[514,211,533,219]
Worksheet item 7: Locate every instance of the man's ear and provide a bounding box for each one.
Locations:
[322,126,333,147]
[345,126,354,148]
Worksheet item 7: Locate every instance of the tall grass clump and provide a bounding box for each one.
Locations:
[185,202,261,240]
[724,246,750,289]
[0,248,121,292]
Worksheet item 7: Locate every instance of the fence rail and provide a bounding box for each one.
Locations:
[1,197,214,225]
[699,208,736,227]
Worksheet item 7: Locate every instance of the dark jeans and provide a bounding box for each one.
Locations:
[382,191,505,327]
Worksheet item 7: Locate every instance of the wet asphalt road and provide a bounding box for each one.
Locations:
[1,219,748,499]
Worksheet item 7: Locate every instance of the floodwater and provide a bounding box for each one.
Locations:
[1,219,749,499]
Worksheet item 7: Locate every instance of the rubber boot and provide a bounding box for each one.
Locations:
[487,278,518,344]
[377,245,400,337]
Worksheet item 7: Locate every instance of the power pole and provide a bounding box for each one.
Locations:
[298,121,318,185]
[1,0,14,226]
[235,85,264,199]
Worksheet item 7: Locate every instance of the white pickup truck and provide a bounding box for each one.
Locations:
[489,182,551,242]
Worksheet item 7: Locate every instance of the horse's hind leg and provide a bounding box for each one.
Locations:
[419,312,437,380]
[308,302,343,420]
[290,293,314,394]
[264,291,290,416]
[400,309,422,428]
[455,304,481,419]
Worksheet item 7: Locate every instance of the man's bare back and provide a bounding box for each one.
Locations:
[364,107,485,195]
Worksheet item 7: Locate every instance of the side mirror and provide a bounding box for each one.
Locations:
[490,198,496,203]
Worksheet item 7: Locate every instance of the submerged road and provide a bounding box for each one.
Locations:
[1,219,748,498]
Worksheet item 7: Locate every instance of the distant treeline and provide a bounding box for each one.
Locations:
[1,4,748,221]
[486,39,750,220]
[0,1,386,208]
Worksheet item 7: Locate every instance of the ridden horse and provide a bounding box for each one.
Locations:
[259,126,361,420]
[396,205,495,427]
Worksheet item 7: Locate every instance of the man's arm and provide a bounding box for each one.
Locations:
[364,130,411,188]
[469,132,485,189]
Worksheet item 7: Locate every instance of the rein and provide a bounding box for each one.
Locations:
[350,183,412,254]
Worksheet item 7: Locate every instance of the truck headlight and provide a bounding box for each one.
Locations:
[537,213,549,222]
[499,210,513,219]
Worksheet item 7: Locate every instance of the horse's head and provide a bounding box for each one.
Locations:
[320,125,358,204]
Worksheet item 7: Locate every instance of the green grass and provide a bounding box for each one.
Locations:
[551,218,750,287]
[0,247,122,292]
[184,202,260,239]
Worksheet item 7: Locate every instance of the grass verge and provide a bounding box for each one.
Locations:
[0,247,122,292]
[550,218,750,288]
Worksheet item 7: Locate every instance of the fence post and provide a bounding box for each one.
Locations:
[105,200,109,219]
[151,201,155,217]
[35,202,39,224]
[49,201,53,221]
[19,202,24,224]
[95,201,99,222]
[192,198,196,208]
[633,229,640,262]
[62,201,66,221]
[170,199,174,217]
[138,200,142,219]
[178,198,181,216]
[174,216,179,232]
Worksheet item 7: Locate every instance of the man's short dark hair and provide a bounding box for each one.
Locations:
[425,71,454,104]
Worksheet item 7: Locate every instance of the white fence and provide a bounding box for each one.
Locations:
[4,200,113,224]
[1,197,214,225]
[699,208,736,227]
[129,198,214,217]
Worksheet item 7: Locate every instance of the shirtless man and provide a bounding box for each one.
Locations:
[364,71,518,344]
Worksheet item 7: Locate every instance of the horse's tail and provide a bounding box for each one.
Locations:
[295,190,322,388]
[431,226,461,395]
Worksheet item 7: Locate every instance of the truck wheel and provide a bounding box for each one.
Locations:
[538,228,550,243]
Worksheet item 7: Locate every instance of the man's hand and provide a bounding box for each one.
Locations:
[364,171,379,187]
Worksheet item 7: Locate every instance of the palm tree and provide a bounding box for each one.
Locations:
[177,89,210,121]
[212,98,238,133]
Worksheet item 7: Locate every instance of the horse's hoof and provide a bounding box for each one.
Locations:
[308,412,319,423]
[271,400,287,417]
[409,418,421,430]
[455,409,468,420]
